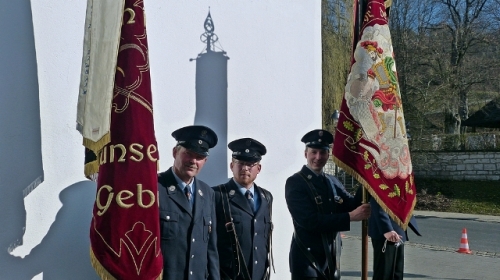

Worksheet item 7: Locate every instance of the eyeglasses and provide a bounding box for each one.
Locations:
[234,160,259,169]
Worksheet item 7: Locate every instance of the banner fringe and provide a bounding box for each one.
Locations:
[84,160,99,181]
[90,248,164,280]
[83,132,111,154]
[90,248,117,280]
[331,156,415,230]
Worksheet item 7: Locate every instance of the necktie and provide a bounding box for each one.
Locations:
[246,190,255,213]
[184,186,192,208]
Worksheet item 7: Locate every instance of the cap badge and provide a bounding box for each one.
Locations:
[229,190,236,196]
[246,140,252,146]
[201,130,207,136]
[168,186,176,192]
[198,189,203,196]
[319,131,323,136]
[245,149,250,153]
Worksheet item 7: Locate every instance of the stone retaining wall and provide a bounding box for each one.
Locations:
[412,151,500,181]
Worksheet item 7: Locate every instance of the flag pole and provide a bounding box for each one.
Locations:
[356,0,369,278]
[362,189,369,280]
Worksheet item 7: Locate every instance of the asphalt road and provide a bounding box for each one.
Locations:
[338,211,500,280]
[347,211,500,255]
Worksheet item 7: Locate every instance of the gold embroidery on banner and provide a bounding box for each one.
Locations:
[137,184,155,208]
[100,143,158,166]
[92,218,161,275]
[124,8,136,24]
[113,29,153,114]
[110,144,127,163]
[130,143,145,162]
[147,144,158,162]
[97,185,114,216]
[99,146,107,165]
[116,190,134,208]
[388,185,400,198]
[96,184,156,215]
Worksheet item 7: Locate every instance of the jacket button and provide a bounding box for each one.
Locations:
[192,238,195,242]
[166,216,170,220]
[191,255,195,258]
[255,261,258,264]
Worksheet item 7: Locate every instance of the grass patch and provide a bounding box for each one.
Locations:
[414,178,500,216]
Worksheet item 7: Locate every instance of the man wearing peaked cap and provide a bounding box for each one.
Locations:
[300,129,334,150]
[213,138,274,280]
[157,125,220,280]
[171,125,218,157]
[285,129,371,280]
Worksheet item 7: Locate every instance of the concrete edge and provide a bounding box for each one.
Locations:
[414,210,500,223]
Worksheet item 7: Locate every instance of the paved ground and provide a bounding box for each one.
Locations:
[339,211,500,280]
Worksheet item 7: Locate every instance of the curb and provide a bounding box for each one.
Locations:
[413,210,500,223]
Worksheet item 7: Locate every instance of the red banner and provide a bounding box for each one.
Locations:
[332,0,416,229]
[89,0,163,278]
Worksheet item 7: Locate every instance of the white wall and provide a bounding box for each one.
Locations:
[1,1,321,279]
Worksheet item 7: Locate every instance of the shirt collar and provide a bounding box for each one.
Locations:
[233,178,254,196]
[172,169,194,191]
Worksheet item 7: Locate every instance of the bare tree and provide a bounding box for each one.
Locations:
[322,0,353,131]
[431,0,492,133]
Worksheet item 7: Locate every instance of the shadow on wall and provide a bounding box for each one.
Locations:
[192,11,230,186]
[0,181,99,279]
[0,0,43,264]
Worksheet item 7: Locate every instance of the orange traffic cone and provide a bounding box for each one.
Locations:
[457,228,472,254]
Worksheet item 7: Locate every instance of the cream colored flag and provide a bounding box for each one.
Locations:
[76,0,125,152]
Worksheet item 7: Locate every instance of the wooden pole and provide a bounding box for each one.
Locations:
[362,188,369,280]
[357,0,369,278]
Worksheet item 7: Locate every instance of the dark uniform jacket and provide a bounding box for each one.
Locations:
[213,179,273,280]
[368,198,421,241]
[158,168,220,280]
[285,165,361,277]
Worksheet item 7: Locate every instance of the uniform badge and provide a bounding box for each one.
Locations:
[169,186,176,192]
[198,189,203,196]
[334,196,343,204]
[229,190,235,196]
[307,175,312,179]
